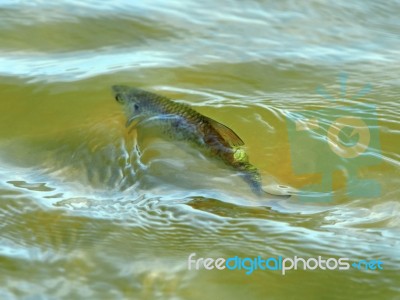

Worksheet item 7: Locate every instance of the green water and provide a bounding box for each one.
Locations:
[0,1,399,299]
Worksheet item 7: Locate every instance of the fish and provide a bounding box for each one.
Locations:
[112,85,288,198]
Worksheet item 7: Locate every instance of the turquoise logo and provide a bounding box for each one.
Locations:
[286,74,381,201]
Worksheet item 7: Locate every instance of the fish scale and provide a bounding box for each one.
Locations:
[112,85,283,197]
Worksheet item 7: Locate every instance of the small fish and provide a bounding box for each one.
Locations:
[112,85,287,197]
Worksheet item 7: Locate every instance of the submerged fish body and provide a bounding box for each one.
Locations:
[112,85,265,195]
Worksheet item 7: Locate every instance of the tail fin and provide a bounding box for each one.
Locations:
[239,164,291,199]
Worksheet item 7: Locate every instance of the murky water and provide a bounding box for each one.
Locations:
[0,1,399,299]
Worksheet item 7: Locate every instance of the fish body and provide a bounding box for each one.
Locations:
[112,85,266,195]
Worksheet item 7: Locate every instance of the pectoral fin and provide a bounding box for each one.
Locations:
[205,117,244,146]
[125,115,143,128]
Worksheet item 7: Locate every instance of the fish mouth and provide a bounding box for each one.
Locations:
[112,85,143,104]
[112,85,136,104]
[112,85,125,104]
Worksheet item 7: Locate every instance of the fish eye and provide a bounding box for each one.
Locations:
[134,104,139,111]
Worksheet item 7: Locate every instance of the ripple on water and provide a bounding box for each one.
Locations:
[0,0,399,297]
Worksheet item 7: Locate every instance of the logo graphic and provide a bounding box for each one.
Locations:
[286,74,381,201]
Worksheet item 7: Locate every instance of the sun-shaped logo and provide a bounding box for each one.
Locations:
[286,73,381,201]
[317,73,373,159]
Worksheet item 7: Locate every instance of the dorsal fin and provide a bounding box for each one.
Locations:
[205,117,244,146]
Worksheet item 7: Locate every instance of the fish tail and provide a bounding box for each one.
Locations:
[238,163,290,199]
[236,163,263,195]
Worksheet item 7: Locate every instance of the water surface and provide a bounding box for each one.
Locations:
[0,1,399,299]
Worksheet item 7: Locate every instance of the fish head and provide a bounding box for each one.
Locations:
[112,85,163,125]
